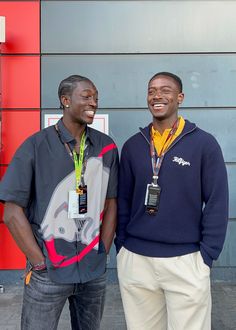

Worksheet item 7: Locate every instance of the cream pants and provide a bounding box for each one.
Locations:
[117,248,211,330]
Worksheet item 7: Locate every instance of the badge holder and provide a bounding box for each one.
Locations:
[68,185,88,218]
[77,185,87,214]
[145,176,161,215]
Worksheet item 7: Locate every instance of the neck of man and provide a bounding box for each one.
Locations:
[62,117,86,143]
[152,115,179,135]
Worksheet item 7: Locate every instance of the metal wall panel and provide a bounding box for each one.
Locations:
[41,1,236,53]
[181,109,236,163]
[41,54,236,108]
[226,165,236,220]
[214,221,236,267]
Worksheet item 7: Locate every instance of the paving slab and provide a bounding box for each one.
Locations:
[0,282,235,330]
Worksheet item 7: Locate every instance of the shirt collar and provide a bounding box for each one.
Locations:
[57,118,94,146]
[151,116,185,137]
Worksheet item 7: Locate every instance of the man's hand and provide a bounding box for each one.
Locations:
[4,202,45,265]
[100,198,117,254]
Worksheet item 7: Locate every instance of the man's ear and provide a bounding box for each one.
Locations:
[178,92,184,105]
[61,95,70,108]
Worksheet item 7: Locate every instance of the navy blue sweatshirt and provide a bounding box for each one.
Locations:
[115,120,228,267]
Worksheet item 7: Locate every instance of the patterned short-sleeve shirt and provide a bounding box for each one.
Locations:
[0,119,119,283]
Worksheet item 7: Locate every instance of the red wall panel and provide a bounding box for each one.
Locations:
[0,224,26,269]
[0,165,26,268]
[0,2,40,270]
[0,165,7,180]
[0,166,7,223]
[0,203,4,223]
[1,110,40,164]
[0,1,40,54]
[1,56,40,109]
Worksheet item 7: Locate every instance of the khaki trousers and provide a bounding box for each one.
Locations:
[117,248,211,330]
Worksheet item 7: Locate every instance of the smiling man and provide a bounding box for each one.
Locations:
[0,75,119,330]
[115,72,228,330]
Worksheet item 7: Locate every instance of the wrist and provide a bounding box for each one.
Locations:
[30,260,46,271]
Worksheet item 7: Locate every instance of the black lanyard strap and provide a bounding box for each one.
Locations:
[150,118,179,178]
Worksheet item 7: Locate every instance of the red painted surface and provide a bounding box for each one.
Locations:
[0,203,4,223]
[1,56,40,109]
[0,167,6,223]
[1,110,40,164]
[0,224,26,269]
[0,165,7,180]
[0,2,40,269]
[0,166,26,268]
[0,1,40,54]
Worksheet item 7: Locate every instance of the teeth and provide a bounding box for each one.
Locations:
[153,103,165,108]
[86,110,95,116]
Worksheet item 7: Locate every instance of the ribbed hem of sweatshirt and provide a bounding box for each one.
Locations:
[124,237,200,260]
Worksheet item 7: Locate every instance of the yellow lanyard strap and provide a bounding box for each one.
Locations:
[72,132,86,191]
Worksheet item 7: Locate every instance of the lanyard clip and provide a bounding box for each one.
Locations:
[152,175,158,186]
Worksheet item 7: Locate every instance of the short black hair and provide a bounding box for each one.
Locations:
[58,74,94,109]
[149,72,183,92]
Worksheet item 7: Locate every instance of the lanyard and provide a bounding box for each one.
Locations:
[150,119,179,181]
[72,132,86,191]
[54,124,86,189]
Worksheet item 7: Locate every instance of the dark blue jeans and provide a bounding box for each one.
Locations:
[21,270,106,330]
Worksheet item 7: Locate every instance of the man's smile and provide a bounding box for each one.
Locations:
[84,110,95,118]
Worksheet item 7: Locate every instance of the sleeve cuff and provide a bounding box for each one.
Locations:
[200,247,213,268]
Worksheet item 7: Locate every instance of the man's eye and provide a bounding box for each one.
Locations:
[82,95,98,102]
[161,89,172,94]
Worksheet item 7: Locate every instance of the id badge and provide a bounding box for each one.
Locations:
[68,190,80,218]
[77,185,88,214]
[145,183,161,215]
[68,186,88,219]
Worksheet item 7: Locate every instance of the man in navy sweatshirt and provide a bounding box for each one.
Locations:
[115,72,228,330]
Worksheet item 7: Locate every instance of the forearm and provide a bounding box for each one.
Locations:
[201,156,229,266]
[3,202,45,265]
[200,212,228,267]
[100,198,117,253]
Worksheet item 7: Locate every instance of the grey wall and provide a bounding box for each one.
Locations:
[41,0,236,281]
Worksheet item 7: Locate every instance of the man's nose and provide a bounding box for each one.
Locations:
[88,97,97,107]
[153,90,163,98]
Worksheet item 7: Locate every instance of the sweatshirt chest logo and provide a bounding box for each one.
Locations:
[172,156,191,167]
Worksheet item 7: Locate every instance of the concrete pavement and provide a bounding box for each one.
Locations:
[0,282,235,329]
